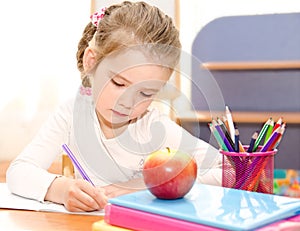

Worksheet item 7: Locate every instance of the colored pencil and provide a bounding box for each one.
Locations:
[272,117,282,133]
[238,141,246,153]
[260,127,281,152]
[62,144,95,186]
[273,123,286,150]
[212,120,235,152]
[222,115,230,131]
[225,106,235,143]
[253,118,272,152]
[209,123,228,151]
[234,128,240,152]
[234,127,246,153]
[247,131,258,153]
[264,119,274,144]
[267,126,285,151]
[217,118,235,149]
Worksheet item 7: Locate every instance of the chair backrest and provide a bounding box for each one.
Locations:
[191,12,300,112]
[62,154,74,178]
[189,12,300,169]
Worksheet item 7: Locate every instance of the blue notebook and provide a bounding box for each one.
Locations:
[108,184,300,231]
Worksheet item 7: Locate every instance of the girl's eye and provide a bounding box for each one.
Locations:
[111,79,125,87]
[140,92,154,98]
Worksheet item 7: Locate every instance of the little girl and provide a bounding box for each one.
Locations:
[7,1,222,212]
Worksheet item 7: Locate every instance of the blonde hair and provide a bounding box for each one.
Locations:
[76,1,181,87]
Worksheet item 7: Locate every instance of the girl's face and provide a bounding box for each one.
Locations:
[92,50,171,130]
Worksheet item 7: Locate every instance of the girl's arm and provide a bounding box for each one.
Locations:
[6,100,73,201]
[7,99,109,211]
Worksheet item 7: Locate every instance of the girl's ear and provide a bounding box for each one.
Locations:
[83,47,97,73]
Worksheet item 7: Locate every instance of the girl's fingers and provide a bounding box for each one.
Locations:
[66,180,107,211]
[94,187,108,208]
[65,195,98,212]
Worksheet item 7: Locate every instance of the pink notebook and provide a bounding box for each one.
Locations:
[107,184,300,230]
[105,204,222,231]
[105,204,300,231]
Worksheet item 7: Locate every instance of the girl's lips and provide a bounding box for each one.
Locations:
[112,109,128,117]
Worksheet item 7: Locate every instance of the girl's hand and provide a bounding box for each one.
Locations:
[45,177,108,212]
[101,178,146,198]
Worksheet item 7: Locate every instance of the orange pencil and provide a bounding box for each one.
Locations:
[222,115,230,131]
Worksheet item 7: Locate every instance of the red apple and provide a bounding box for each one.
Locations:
[142,147,197,199]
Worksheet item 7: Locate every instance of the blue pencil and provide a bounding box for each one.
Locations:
[234,128,240,153]
[247,131,258,153]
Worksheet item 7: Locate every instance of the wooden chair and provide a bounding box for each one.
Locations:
[62,154,75,178]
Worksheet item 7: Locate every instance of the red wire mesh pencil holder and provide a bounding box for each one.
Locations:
[220,147,277,194]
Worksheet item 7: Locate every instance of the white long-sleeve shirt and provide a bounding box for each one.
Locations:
[6,91,222,202]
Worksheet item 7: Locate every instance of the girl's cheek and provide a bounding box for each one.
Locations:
[130,100,153,118]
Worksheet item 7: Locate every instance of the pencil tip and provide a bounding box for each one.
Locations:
[235,128,239,135]
[253,131,259,139]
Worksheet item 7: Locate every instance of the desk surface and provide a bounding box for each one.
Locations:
[0,161,102,231]
[0,208,102,231]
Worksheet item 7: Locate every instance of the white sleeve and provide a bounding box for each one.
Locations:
[154,113,222,186]
[6,100,73,202]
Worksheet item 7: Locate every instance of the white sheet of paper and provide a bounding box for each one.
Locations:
[0,183,104,216]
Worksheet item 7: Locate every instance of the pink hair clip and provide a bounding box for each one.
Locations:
[80,86,92,96]
[90,7,106,27]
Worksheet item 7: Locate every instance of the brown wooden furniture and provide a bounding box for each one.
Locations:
[201,60,300,70]
[176,111,300,125]
[0,161,100,231]
[0,208,102,231]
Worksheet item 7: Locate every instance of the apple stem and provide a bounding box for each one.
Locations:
[166,147,170,153]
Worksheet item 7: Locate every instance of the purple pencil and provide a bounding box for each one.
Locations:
[62,144,95,186]
[260,127,281,152]
[212,120,235,152]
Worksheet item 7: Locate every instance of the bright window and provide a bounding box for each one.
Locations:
[0,0,90,160]
[0,0,90,117]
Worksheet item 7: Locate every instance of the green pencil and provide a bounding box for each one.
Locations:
[253,118,272,152]
[264,119,274,144]
[209,122,228,151]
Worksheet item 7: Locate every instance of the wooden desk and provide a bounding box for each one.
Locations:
[0,208,102,231]
[1,161,101,230]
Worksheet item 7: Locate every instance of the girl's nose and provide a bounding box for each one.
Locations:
[116,89,136,109]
